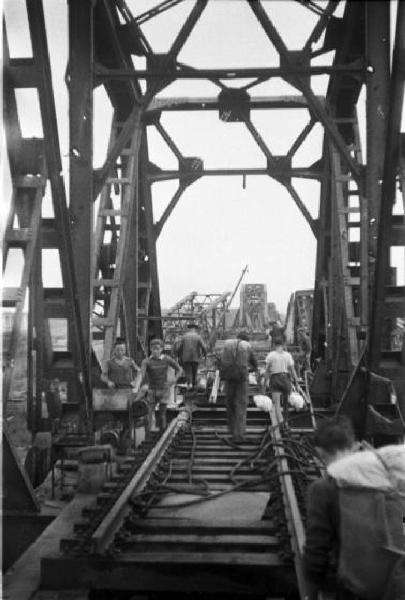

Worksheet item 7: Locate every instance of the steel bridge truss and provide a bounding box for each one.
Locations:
[162,290,231,348]
[2,0,405,436]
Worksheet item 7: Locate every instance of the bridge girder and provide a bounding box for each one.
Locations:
[2,0,404,441]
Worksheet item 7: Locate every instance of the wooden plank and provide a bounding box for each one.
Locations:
[125,518,276,533]
[209,369,220,404]
[119,533,279,545]
[170,464,264,472]
[40,553,287,594]
[3,494,93,600]
[173,452,261,459]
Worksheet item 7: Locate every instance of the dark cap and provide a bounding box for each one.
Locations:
[150,338,164,348]
[187,322,198,329]
[114,337,126,346]
[237,329,250,342]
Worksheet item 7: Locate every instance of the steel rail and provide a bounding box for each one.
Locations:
[270,405,309,599]
[90,409,190,553]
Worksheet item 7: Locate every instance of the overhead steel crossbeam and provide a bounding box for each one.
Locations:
[95,64,364,81]
[147,95,324,112]
[149,168,321,182]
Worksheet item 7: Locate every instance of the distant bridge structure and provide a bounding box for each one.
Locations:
[2,0,404,444]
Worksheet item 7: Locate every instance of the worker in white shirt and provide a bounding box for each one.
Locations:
[264,338,299,420]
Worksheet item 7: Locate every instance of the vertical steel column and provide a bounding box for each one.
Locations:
[369,2,405,369]
[122,151,140,361]
[312,141,330,361]
[68,0,94,376]
[29,248,45,434]
[366,1,390,322]
[141,130,162,341]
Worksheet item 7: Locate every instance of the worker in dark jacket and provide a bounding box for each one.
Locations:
[177,323,207,389]
[303,416,405,600]
[220,330,259,443]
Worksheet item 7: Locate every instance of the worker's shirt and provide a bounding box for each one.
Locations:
[221,339,258,371]
[265,350,294,374]
[298,333,312,353]
[105,357,138,388]
[178,331,207,363]
[141,355,181,391]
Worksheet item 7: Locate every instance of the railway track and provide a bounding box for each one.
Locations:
[39,402,322,599]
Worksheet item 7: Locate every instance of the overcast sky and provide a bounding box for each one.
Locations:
[3,0,404,314]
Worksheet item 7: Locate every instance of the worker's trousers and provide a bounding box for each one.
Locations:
[183,361,199,387]
[224,379,249,441]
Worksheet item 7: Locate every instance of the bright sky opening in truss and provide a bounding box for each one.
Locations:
[2,0,404,315]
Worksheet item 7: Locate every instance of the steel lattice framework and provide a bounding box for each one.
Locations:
[2,0,404,439]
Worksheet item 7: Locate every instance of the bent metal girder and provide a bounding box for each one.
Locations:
[3,0,404,432]
[162,290,231,346]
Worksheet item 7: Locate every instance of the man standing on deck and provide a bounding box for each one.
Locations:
[220,330,259,443]
[101,338,140,390]
[177,323,207,389]
[139,338,182,435]
[100,338,140,450]
[264,338,298,420]
[297,327,312,374]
